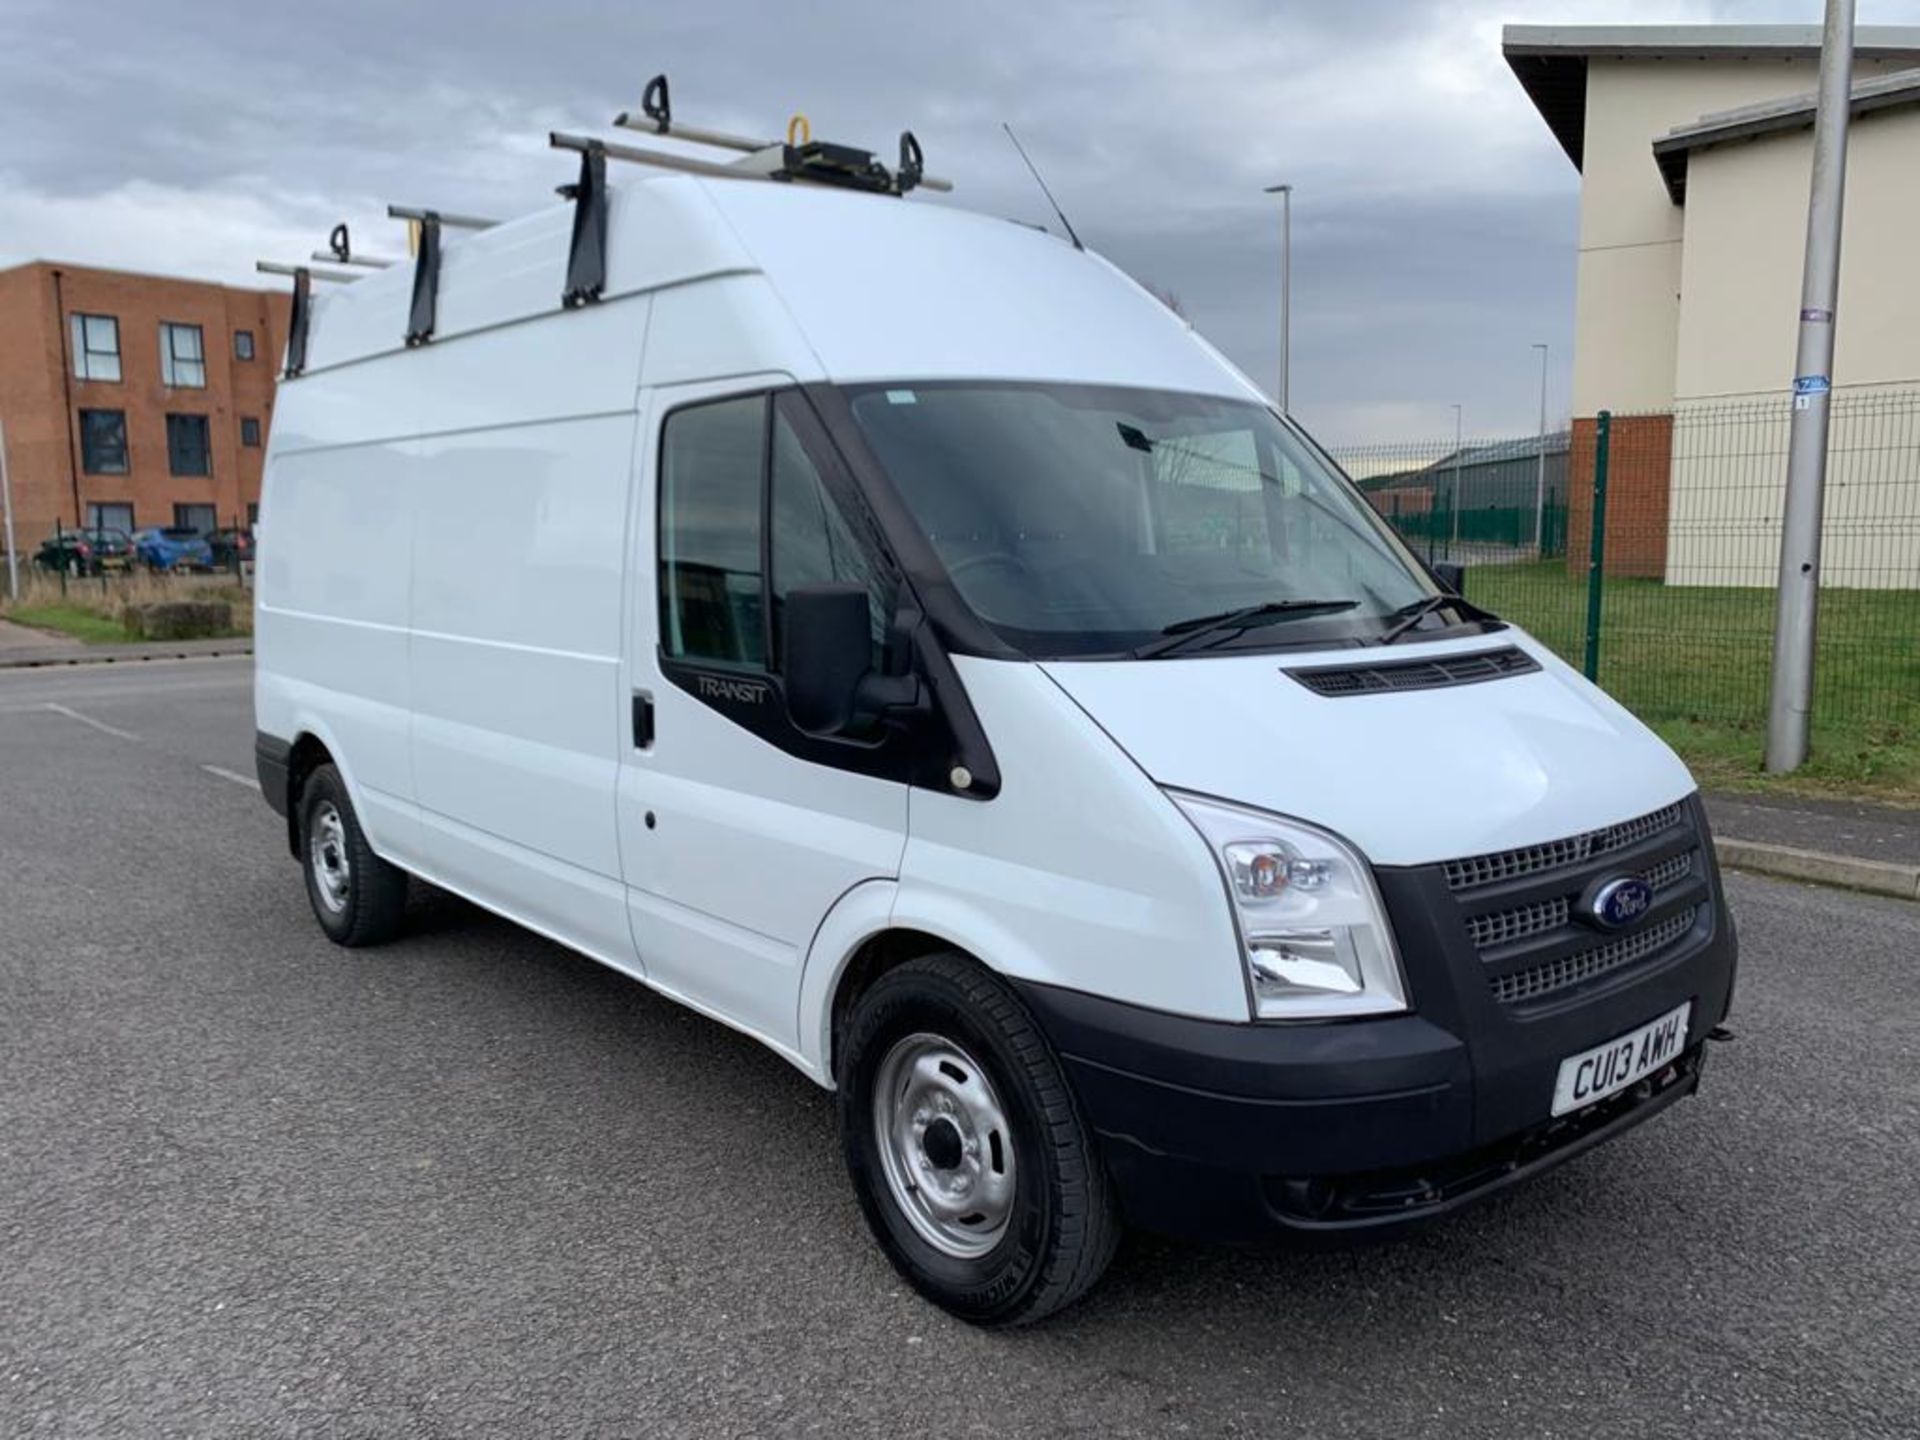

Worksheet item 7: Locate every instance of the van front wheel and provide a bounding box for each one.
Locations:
[300,763,409,947]
[838,953,1120,1326]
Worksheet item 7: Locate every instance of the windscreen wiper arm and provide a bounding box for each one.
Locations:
[1376,593,1500,646]
[1133,599,1359,658]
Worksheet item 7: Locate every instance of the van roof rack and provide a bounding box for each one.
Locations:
[551,71,952,198]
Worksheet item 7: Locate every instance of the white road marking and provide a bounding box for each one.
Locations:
[42,702,140,742]
[202,764,261,791]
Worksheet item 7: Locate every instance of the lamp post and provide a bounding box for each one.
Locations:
[1449,403,1464,553]
[1263,183,1292,413]
[1531,343,1550,553]
[1767,0,1855,774]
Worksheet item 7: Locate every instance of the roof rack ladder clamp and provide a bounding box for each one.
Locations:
[407,212,441,346]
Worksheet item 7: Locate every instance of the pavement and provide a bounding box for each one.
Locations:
[1705,791,1920,901]
[4,656,1920,1438]
[0,624,252,669]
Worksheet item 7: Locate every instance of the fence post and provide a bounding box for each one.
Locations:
[1583,410,1611,681]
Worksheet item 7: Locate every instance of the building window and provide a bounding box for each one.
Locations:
[247,502,259,525]
[87,502,134,534]
[173,503,217,535]
[166,413,211,476]
[70,314,121,382]
[78,409,129,474]
[159,322,206,388]
[234,329,256,362]
[240,416,262,447]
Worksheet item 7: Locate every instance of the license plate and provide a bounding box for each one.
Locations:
[1551,1001,1691,1117]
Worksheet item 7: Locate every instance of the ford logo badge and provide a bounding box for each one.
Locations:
[1581,875,1655,930]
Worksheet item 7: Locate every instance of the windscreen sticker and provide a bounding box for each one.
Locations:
[885,389,918,405]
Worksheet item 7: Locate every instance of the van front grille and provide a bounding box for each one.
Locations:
[1464,849,1694,951]
[1489,908,1701,1005]
[1443,802,1688,893]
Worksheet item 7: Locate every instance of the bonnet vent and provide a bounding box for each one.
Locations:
[1286,646,1540,697]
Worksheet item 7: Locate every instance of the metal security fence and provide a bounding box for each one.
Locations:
[1332,390,1920,750]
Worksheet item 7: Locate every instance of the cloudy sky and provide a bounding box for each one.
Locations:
[3,0,1914,443]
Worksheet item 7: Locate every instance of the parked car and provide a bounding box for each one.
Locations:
[132,526,214,571]
[206,527,254,569]
[254,139,1737,1327]
[33,528,134,575]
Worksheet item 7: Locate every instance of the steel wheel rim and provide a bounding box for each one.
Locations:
[872,1032,1017,1259]
[309,801,350,915]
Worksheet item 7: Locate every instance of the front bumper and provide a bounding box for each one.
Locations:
[1013,796,1739,1241]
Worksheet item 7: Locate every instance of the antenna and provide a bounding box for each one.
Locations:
[1002,124,1082,251]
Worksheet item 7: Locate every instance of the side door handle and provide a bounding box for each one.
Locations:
[632,691,655,749]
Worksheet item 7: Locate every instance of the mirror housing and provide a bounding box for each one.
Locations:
[1432,561,1466,597]
[782,583,924,737]
[784,583,873,734]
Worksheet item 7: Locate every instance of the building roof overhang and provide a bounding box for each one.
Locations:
[1651,66,1920,202]
[1502,24,1920,170]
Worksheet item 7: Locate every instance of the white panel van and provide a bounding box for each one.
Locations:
[255,162,1737,1325]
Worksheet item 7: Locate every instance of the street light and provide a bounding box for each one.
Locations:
[1531,343,1550,554]
[1263,183,1292,413]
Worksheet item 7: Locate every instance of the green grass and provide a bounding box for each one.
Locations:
[1469,561,1920,803]
[6,604,131,645]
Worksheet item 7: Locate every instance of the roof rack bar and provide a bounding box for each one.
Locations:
[257,260,364,283]
[385,204,499,231]
[311,251,395,269]
[551,129,759,181]
[600,72,953,194]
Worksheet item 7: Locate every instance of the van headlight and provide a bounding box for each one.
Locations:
[1169,792,1408,1021]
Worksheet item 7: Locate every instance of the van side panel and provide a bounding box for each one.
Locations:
[260,294,652,968]
[400,298,652,966]
[256,444,417,858]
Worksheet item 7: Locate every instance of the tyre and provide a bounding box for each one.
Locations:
[299,763,409,946]
[838,952,1120,1326]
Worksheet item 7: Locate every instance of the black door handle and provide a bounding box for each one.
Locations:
[632,692,654,749]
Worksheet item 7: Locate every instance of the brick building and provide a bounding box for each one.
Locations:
[0,261,288,552]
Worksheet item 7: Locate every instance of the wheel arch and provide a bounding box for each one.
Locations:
[798,881,1064,1086]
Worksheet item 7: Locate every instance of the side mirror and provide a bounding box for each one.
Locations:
[1432,561,1466,597]
[783,583,874,735]
[783,583,926,737]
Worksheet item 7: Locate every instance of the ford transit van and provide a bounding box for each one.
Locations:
[254,146,1736,1325]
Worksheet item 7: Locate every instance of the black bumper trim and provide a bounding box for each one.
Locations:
[255,732,291,818]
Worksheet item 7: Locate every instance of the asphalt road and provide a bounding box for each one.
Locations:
[3,657,1916,1439]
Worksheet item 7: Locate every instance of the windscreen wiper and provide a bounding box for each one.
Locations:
[1376,593,1500,646]
[1133,599,1360,658]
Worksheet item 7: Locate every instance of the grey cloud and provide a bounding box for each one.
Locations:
[7,0,1890,442]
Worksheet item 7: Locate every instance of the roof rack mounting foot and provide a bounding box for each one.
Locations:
[286,267,311,378]
[407,213,441,346]
[560,141,609,308]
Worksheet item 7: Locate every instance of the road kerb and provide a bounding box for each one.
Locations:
[1716,836,1920,902]
[0,641,253,670]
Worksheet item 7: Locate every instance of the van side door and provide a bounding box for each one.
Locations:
[616,382,909,1057]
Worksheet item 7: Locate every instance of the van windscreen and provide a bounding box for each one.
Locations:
[845,383,1441,658]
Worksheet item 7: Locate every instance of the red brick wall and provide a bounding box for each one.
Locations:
[0,261,287,551]
[1566,413,1673,580]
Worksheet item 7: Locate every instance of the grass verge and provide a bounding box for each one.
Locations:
[1469,561,1919,805]
[1,572,252,644]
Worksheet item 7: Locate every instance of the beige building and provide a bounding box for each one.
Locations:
[1506,24,1920,587]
